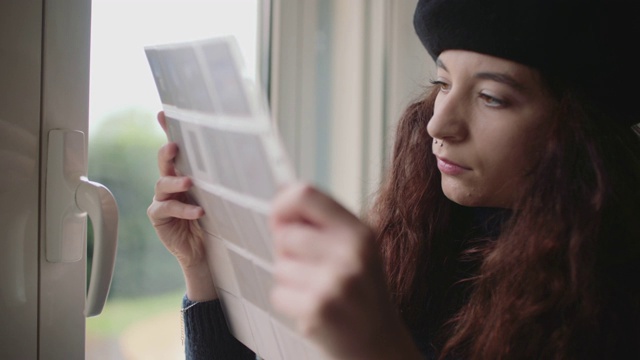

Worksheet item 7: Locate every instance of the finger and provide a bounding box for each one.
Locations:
[270,283,341,339]
[270,183,357,231]
[157,142,179,177]
[157,111,169,135]
[272,257,326,288]
[273,224,328,260]
[154,175,193,201]
[270,284,316,320]
[147,198,204,225]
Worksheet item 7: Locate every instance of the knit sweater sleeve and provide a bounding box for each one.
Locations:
[182,295,256,360]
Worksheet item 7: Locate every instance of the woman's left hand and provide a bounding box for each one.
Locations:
[269,183,421,360]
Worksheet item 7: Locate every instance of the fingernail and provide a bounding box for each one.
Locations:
[189,207,204,218]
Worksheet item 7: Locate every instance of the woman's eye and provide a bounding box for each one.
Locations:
[479,93,506,107]
[429,79,450,92]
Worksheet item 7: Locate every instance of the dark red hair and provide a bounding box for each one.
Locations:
[369,84,640,359]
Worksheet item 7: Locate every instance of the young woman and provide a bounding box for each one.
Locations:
[147,0,640,358]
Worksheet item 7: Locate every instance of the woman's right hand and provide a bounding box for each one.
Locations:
[147,111,217,301]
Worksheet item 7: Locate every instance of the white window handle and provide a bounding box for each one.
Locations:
[76,178,118,317]
[46,129,119,317]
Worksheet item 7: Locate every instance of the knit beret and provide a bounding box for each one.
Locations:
[413,0,639,127]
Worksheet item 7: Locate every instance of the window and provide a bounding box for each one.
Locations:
[86,1,262,358]
[85,0,429,358]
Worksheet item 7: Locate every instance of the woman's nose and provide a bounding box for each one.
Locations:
[427,91,469,142]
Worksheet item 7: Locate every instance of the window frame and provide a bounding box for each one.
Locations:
[268,0,434,214]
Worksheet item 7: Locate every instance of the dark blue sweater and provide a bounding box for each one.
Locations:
[182,295,256,360]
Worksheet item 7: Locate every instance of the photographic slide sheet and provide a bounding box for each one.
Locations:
[145,36,324,360]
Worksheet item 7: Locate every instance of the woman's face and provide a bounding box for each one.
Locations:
[427,50,557,208]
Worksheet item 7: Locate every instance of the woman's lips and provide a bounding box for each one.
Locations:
[436,156,471,175]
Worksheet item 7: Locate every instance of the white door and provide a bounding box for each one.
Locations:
[1,0,117,359]
[0,1,43,358]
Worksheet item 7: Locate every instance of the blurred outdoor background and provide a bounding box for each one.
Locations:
[85,1,259,358]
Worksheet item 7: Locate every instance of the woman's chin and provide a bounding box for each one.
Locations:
[442,186,499,208]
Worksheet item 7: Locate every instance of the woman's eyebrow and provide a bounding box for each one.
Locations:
[436,57,527,91]
[475,72,526,91]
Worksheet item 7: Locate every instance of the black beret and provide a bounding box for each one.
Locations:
[414,0,640,127]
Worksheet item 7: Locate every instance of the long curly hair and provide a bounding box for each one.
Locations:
[369,83,640,359]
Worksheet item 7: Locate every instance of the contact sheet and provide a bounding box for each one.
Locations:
[145,36,322,360]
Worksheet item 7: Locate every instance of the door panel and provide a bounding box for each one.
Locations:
[1,0,98,359]
[0,1,42,358]
[39,0,95,359]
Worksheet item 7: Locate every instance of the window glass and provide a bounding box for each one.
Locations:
[86,1,260,358]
